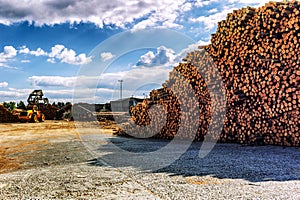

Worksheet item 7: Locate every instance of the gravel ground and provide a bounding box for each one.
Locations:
[1,131,300,199]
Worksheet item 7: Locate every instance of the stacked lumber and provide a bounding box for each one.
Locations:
[116,1,300,146]
[0,104,19,123]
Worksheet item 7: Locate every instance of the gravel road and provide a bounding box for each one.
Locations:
[0,122,300,199]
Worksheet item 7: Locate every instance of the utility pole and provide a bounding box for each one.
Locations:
[118,80,123,100]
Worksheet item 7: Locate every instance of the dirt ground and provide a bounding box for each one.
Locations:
[0,120,116,174]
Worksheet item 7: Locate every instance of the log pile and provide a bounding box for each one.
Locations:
[204,1,300,146]
[117,62,214,141]
[117,1,300,146]
[0,104,19,123]
[40,104,59,120]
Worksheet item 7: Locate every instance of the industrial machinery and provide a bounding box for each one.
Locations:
[18,90,48,122]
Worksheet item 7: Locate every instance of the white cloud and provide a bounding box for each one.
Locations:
[19,46,47,56]
[228,0,281,6]
[48,45,65,58]
[21,60,31,63]
[136,46,176,67]
[0,46,17,62]
[28,76,76,88]
[28,75,112,89]
[19,46,30,54]
[180,2,193,12]
[47,58,56,64]
[132,1,185,31]
[30,48,47,56]
[208,8,218,13]
[136,51,156,66]
[189,7,237,31]
[0,46,18,68]
[195,0,218,7]
[0,63,17,69]
[3,46,17,58]
[19,45,92,65]
[175,39,210,60]
[0,0,190,30]
[0,88,32,102]
[0,82,8,88]
[48,44,92,65]
[131,19,157,31]
[100,52,115,62]
[0,0,284,33]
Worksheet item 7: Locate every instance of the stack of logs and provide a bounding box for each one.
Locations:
[0,104,19,123]
[117,1,300,146]
[40,104,59,120]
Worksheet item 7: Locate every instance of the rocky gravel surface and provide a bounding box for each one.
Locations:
[0,157,300,199]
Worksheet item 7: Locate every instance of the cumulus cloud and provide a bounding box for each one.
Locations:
[0,0,284,32]
[208,8,218,14]
[131,1,185,31]
[19,46,47,56]
[174,39,210,60]
[188,0,282,32]
[134,42,213,69]
[28,75,114,89]
[100,52,115,62]
[28,73,108,88]
[0,46,17,62]
[0,0,201,30]
[0,81,8,88]
[28,76,76,88]
[0,0,280,35]
[19,45,92,65]
[180,2,193,12]
[136,46,176,67]
[189,7,237,31]
[0,88,33,102]
[48,44,92,65]
[0,46,18,68]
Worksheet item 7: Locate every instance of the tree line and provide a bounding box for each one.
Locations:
[2,101,70,111]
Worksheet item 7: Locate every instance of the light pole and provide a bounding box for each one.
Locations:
[118,80,123,100]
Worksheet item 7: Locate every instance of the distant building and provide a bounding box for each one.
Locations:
[110,97,144,113]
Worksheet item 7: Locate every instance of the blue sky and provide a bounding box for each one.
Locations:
[0,0,279,103]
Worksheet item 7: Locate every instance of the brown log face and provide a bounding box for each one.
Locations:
[116,1,300,147]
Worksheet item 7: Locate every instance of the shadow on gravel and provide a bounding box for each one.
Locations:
[91,137,300,183]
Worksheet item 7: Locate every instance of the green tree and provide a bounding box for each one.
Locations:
[3,102,9,110]
[17,101,27,109]
[9,102,16,111]
[3,101,16,111]
[58,102,65,108]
